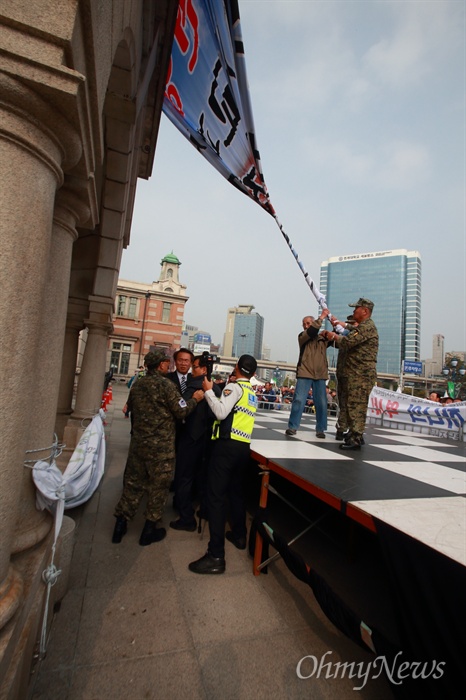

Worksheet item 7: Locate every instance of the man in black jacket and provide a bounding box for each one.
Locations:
[170,354,218,531]
[167,347,193,393]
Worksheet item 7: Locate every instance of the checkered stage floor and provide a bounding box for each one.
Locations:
[251,409,466,566]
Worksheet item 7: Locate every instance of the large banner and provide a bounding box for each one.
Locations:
[367,386,466,441]
[163,0,326,307]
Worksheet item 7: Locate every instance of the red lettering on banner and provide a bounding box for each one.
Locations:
[175,0,200,74]
[165,57,184,115]
[370,397,399,418]
[370,397,384,415]
[385,400,399,418]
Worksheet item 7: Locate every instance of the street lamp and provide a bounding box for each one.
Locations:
[442,358,466,399]
[137,291,151,367]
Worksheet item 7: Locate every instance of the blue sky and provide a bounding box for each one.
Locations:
[120,0,465,364]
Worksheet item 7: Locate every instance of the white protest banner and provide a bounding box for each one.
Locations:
[367,386,466,441]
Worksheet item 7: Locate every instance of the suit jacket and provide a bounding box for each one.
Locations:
[167,371,184,393]
[180,375,220,441]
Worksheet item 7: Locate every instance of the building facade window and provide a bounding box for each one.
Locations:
[117,295,127,316]
[162,302,171,322]
[111,342,132,374]
[116,295,138,318]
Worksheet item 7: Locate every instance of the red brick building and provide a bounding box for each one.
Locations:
[108,252,188,378]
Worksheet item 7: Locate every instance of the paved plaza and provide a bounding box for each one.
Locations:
[30,383,406,699]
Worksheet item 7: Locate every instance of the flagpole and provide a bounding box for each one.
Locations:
[273,214,328,310]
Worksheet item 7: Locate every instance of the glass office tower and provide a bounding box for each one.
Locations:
[320,249,421,374]
[223,304,264,359]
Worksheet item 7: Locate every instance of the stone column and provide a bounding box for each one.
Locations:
[0,73,80,629]
[55,319,85,440]
[68,320,113,422]
[12,187,90,555]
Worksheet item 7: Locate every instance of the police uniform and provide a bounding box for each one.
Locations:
[114,358,198,527]
[203,376,257,559]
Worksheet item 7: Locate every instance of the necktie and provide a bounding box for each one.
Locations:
[180,375,187,393]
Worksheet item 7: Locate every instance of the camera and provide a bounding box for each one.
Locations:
[200,351,220,380]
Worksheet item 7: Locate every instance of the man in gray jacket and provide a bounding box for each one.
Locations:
[286,309,330,438]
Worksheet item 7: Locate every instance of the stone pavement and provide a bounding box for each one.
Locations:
[30,383,394,699]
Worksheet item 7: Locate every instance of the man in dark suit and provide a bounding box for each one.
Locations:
[167,348,194,393]
[170,354,218,531]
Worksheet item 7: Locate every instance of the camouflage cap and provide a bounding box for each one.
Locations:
[144,349,169,368]
[348,297,374,310]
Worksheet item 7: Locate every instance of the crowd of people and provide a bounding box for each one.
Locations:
[112,348,258,575]
[111,295,461,573]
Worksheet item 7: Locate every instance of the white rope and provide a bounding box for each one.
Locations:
[25,437,66,656]
[38,529,64,657]
[31,410,105,658]
[24,435,64,467]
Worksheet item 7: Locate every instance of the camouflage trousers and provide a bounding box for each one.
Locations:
[336,375,348,432]
[341,376,375,439]
[114,439,175,522]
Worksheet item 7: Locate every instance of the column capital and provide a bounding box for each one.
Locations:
[0,73,82,176]
[54,183,91,243]
[84,319,114,337]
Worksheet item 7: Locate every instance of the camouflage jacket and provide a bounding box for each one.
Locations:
[336,318,379,379]
[127,371,197,456]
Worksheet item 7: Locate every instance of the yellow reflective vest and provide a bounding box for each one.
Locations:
[212,379,257,443]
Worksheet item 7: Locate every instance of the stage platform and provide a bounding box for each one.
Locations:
[250,410,466,565]
[248,409,466,697]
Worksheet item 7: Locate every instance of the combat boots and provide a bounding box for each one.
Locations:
[112,515,127,543]
[340,432,363,450]
[139,519,166,546]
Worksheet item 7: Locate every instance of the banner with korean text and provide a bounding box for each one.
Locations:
[367,386,466,441]
[163,0,326,307]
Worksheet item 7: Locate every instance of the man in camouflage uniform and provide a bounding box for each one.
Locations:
[112,349,204,546]
[330,313,357,441]
[324,298,378,450]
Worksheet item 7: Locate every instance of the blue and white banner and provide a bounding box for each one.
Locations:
[367,386,466,441]
[163,0,326,307]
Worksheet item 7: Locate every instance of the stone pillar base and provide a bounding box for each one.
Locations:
[60,424,86,465]
[0,533,54,699]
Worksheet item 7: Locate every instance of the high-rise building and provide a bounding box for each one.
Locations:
[432,334,445,374]
[223,304,264,359]
[320,249,421,374]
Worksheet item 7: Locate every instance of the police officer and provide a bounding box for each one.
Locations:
[112,349,204,546]
[188,354,258,574]
[324,298,379,449]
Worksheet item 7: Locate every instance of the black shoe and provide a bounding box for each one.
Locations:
[189,552,225,574]
[112,516,127,543]
[335,431,345,441]
[316,432,326,439]
[339,440,361,451]
[285,428,297,436]
[139,520,166,546]
[225,531,247,550]
[169,519,197,532]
